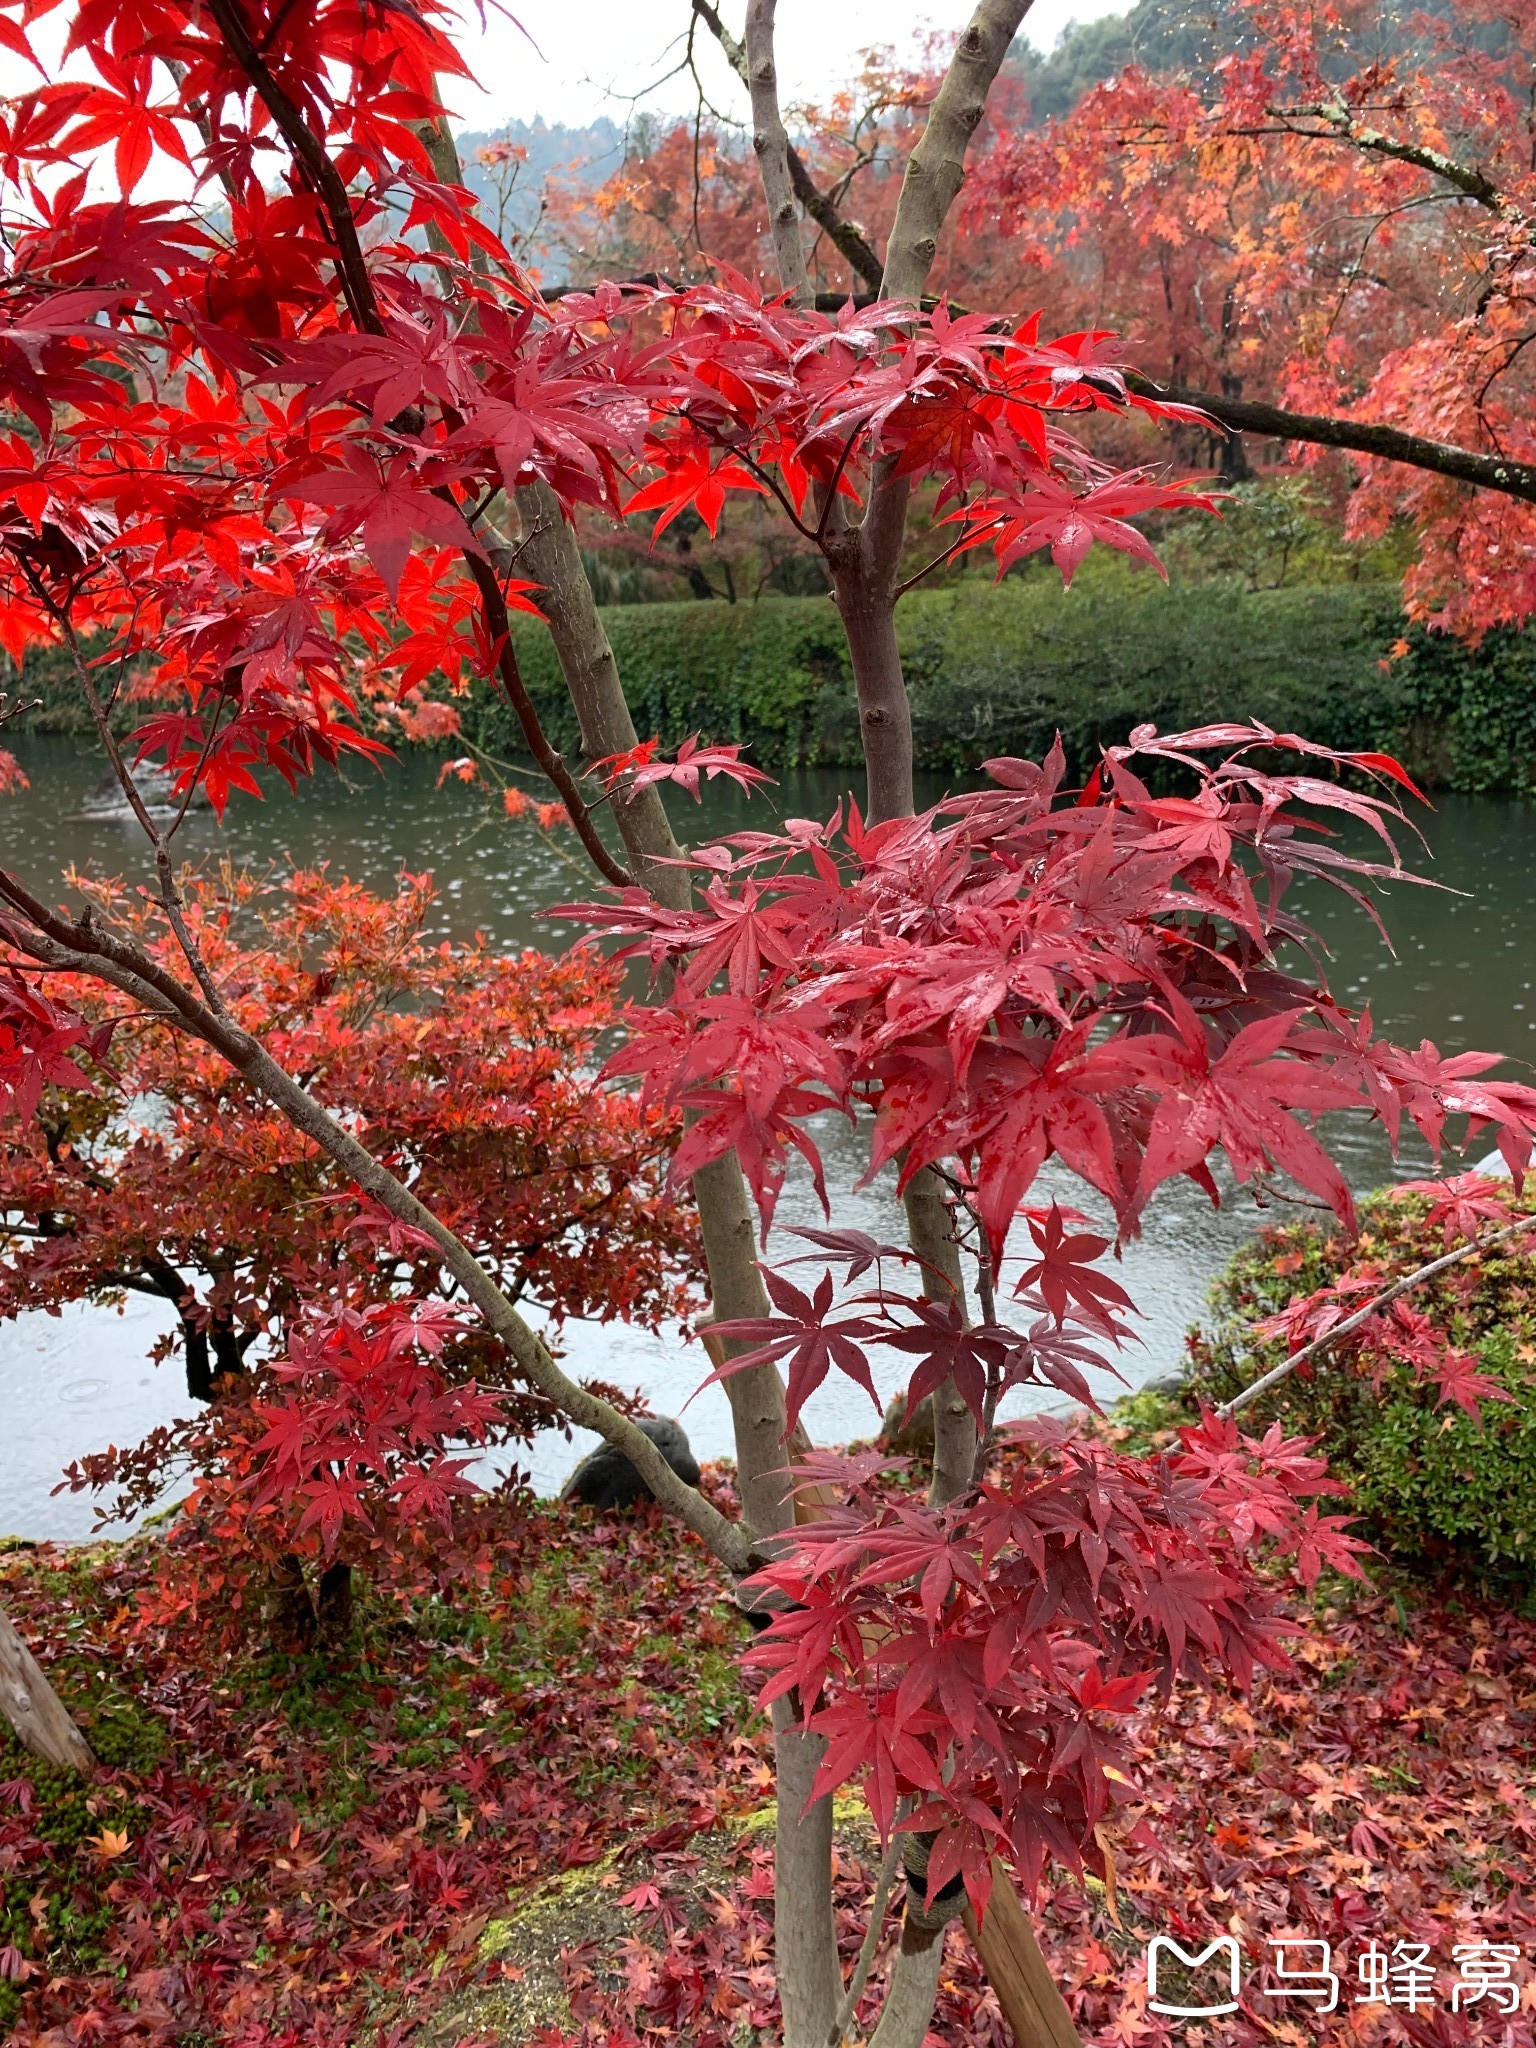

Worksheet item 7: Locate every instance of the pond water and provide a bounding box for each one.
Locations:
[1,736,1533,1538]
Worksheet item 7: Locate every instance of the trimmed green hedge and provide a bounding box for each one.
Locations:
[457,563,1536,793]
[15,559,1536,792]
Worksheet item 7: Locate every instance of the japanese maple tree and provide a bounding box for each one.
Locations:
[0,867,694,1394]
[0,4,1531,2047]
[1,865,697,1650]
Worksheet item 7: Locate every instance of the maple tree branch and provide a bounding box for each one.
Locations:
[901,1166,976,1509]
[789,155,887,296]
[1127,372,1536,503]
[0,870,756,1575]
[461,553,632,888]
[691,0,886,292]
[813,430,862,543]
[200,0,385,336]
[1219,1208,1536,1419]
[1267,100,1508,212]
[743,1,812,306]
[722,436,819,539]
[893,516,1000,599]
[881,0,1034,301]
[827,1831,901,2045]
[34,591,231,1023]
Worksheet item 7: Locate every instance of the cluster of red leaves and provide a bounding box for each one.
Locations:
[243,1299,505,1548]
[0,0,1217,828]
[745,1415,1369,1919]
[1,869,697,1358]
[0,970,114,1121]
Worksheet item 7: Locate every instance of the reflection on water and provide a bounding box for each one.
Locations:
[1,738,1532,1537]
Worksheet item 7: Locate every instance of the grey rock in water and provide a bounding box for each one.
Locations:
[878,1390,935,1459]
[560,1415,701,1510]
[1141,1372,1188,1398]
[80,762,209,821]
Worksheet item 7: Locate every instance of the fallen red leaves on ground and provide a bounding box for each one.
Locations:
[4,1461,1535,2046]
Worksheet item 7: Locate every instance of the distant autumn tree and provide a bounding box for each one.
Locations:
[966,0,1536,636]
[1,868,697,1651]
[0,870,694,1402]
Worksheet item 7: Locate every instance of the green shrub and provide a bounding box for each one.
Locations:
[1187,1190,1536,1589]
[455,558,1536,792]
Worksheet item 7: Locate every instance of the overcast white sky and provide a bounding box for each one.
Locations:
[0,2,1132,199]
[443,1,1131,133]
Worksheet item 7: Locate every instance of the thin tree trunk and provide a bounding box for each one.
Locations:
[902,1166,977,1508]
[879,1,1036,305]
[510,482,795,1543]
[403,128,798,1550]
[517,454,842,2040]
[744,0,812,307]
[828,525,917,825]
[267,1552,316,1657]
[867,1921,948,2048]
[0,1604,95,1772]
[773,1695,841,2048]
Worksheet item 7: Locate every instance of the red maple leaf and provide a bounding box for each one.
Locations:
[283,453,484,597]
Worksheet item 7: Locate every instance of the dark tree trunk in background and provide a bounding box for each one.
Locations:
[184,1323,215,1404]
[267,1553,316,1657]
[315,1563,354,1650]
[1218,373,1253,482]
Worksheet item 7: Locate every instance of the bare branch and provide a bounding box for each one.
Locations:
[743,1,812,304]
[461,552,631,887]
[827,1832,901,2045]
[1270,99,1507,212]
[1127,372,1536,503]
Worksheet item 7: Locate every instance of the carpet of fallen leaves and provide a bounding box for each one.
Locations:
[3,1444,1536,2048]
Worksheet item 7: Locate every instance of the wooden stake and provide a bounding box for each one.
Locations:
[0,1602,95,1772]
[966,1863,1083,2048]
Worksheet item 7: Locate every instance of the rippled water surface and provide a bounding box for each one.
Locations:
[2,738,1533,1536]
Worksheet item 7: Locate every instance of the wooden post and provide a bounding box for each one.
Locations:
[965,1861,1082,2048]
[0,1602,95,1772]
